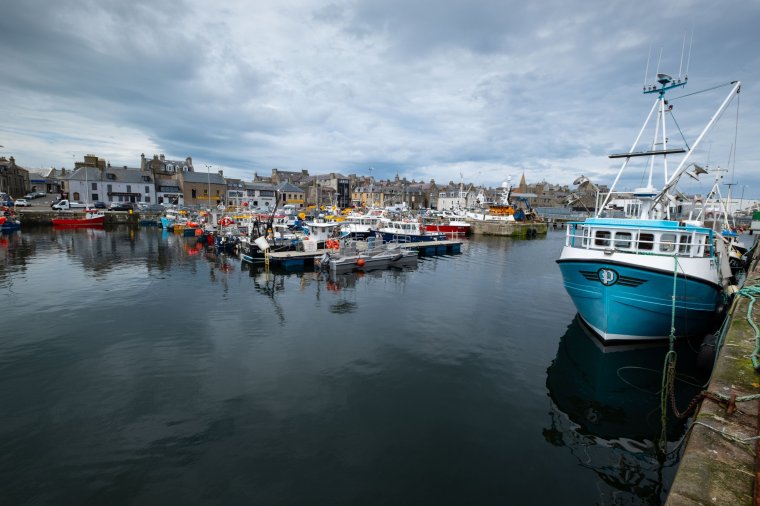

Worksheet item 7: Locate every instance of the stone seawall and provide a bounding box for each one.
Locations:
[666,239,760,505]
[468,220,547,237]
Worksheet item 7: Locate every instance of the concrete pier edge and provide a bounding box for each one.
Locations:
[667,254,760,505]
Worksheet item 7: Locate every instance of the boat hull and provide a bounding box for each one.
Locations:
[51,217,105,227]
[557,253,724,343]
[1,221,21,231]
[424,224,470,235]
[378,231,446,243]
[328,249,418,273]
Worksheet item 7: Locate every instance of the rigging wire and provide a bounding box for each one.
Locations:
[668,110,690,152]
[669,81,735,101]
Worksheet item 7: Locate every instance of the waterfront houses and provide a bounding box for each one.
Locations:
[4,152,757,220]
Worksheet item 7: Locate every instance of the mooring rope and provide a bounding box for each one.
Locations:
[736,283,760,369]
[659,256,681,454]
[657,279,760,458]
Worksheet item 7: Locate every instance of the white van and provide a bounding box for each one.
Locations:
[52,199,87,210]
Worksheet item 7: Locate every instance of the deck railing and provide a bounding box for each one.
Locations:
[564,222,715,258]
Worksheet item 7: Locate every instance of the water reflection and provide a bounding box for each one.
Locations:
[544,317,709,503]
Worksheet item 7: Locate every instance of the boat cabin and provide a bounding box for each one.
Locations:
[379,220,424,235]
[565,218,714,258]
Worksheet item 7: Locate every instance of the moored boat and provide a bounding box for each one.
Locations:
[51,210,105,227]
[556,72,742,343]
[0,211,21,231]
[319,237,418,273]
[375,218,447,243]
[423,217,471,235]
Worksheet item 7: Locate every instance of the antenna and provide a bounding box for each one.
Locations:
[686,25,694,76]
[655,48,663,79]
[679,32,686,77]
[644,44,652,88]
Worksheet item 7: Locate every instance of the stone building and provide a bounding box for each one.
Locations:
[275,182,306,208]
[302,173,350,208]
[0,156,30,198]
[179,169,226,207]
[141,154,194,175]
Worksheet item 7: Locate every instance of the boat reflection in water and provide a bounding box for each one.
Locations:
[240,259,418,316]
[544,317,710,503]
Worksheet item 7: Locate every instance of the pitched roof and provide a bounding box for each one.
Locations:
[67,166,152,183]
[182,171,226,184]
[276,182,304,192]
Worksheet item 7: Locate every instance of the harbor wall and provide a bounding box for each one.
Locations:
[469,220,547,237]
[666,245,760,505]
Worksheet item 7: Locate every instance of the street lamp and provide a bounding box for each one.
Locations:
[204,164,212,210]
[369,167,374,208]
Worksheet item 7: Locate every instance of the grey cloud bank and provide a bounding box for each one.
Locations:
[1,0,758,197]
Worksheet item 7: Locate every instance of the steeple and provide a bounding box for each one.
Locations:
[518,173,528,193]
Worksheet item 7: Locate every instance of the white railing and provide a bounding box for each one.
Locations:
[564,223,714,258]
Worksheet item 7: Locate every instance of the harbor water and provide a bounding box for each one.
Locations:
[0,227,711,505]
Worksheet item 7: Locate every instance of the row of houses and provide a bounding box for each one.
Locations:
[6,152,620,212]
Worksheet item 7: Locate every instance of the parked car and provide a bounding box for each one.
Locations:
[109,202,137,212]
[92,201,107,209]
[23,193,36,200]
[14,198,31,207]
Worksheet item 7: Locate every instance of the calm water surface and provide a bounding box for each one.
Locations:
[0,227,708,505]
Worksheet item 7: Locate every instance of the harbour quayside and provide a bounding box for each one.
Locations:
[557,72,744,343]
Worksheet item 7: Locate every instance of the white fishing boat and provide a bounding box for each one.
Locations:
[319,237,418,273]
[557,72,742,343]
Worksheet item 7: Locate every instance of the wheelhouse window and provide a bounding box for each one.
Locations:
[581,226,591,247]
[594,230,611,247]
[614,231,632,249]
[660,233,676,253]
[638,233,654,251]
[678,234,692,255]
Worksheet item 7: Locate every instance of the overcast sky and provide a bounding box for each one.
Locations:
[1,0,758,198]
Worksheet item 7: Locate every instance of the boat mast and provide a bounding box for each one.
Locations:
[652,80,742,209]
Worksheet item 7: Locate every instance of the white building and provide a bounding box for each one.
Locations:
[65,166,156,205]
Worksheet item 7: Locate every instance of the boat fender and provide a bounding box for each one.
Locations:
[697,333,717,373]
[356,258,366,267]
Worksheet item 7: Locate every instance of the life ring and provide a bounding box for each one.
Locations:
[326,239,340,250]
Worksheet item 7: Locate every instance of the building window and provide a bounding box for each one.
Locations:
[192,189,197,199]
[126,185,131,193]
[145,186,149,193]
[93,194,99,201]
[91,182,97,190]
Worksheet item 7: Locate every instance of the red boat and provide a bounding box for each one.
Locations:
[51,210,106,227]
[424,219,471,235]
